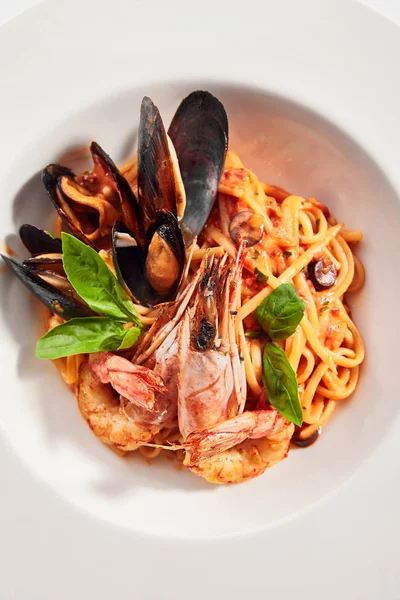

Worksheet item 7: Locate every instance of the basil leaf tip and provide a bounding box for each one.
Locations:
[262,342,303,426]
[255,283,304,341]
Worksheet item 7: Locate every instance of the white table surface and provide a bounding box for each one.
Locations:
[4,0,400,25]
[0,0,400,32]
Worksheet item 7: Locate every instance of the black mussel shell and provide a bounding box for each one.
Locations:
[137,97,179,232]
[168,91,228,244]
[42,143,140,250]
[112,212,185,307]
[19,224,62,256]
[22,255,64,275]
[41,164,97,249]
[90,142,142,243]
[1,254,90,319]
[112,222,149,305]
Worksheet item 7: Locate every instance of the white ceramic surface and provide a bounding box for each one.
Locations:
[0,0,399,598]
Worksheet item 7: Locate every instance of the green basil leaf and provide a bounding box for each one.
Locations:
[254,267,268,284]
[255,283,304,341]
[62,233,140,324]
[262,342,303,426]
[118,327,142,350]
[35,317,138,359]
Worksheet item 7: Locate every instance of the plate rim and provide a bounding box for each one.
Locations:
[0,0,399,598]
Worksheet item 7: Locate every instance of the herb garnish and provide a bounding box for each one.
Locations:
[36,234,142,359]
[253,283,305,426]
[262,342,303,426]
[255,284,305,341]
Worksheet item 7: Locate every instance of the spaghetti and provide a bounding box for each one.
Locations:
[195,150,365,443]
[47,150,365,460]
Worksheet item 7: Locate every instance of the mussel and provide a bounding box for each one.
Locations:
[19,224,62,255]
[113,210,185,307]
[112,97,187,306]
[42,142,139,250]
[5,91,229,312]
[1,224,90,319]
[113,91,228,306]
[168,91,228,243]
[19,224,64,274]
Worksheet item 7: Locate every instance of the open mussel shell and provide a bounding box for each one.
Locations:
[1,254,90,319]
[168,91,228,243]
[112,212,185,307]
[137,97,186,231]
[19,224,62,256]
[90,142,142,242]
[42,163,97,249]
[42,143,140,250]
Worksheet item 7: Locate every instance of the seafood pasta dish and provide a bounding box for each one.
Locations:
[2,91,365,484]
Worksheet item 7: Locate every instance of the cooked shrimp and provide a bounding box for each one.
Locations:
[84,295,189,452]
[77,359,160,451]
[177,251,295,483]
[187,418,294,484]
[177,253,239,439]
[122,322,182,427]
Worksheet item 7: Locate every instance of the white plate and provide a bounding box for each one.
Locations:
[0,0,399,597]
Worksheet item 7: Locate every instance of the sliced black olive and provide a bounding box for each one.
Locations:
[229,210,264,247]
[293,427,321,448]
[308,259,337,290]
